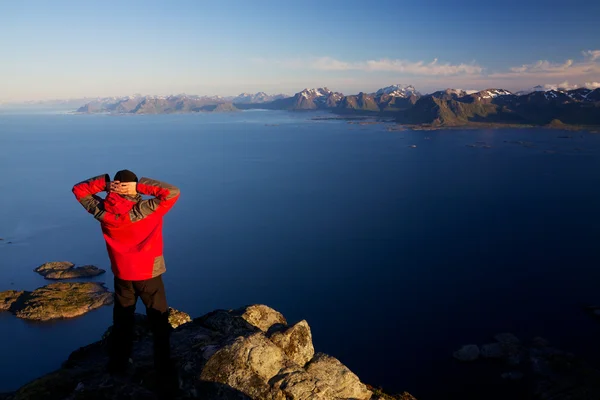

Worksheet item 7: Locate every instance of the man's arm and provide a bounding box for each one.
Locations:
[72,174,110,221]
[123,178,180,222]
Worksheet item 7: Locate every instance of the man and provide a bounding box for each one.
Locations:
[72,170,180,384]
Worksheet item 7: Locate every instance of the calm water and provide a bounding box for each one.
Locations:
[1,110,600,398]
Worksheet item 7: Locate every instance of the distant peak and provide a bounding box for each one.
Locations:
[375,84,419,98]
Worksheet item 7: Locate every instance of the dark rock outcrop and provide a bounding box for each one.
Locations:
[3,304,400,400]
[454,333,600,399]
[34,261,106,280]
[0,282,113,321]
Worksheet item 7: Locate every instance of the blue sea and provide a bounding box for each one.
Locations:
[1,110,600,399]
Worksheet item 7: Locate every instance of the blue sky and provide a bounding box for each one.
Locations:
[1,0,599,101]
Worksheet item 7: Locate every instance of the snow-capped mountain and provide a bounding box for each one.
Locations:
[374,84,420,98]
[427,89,469,100]
[465,89,513,103]
[564,88,594,102]
[232,92,288,104]
[298,88,344,107]
[299,88,335,99]
[476,89,512,99]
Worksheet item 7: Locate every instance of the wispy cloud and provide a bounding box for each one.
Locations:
[491,50,600,79]
[249,50,600,93]
[545,81,600,90]
[252,56,483,76]
[540,81,580,90]
[509,60,574,74]
[585,81,600,89]
[583,50,600,61]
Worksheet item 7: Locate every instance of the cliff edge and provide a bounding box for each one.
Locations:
[1,304,414,400]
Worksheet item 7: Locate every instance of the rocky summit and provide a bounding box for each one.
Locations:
[1,304,413,400]
[34,261,106,280]
[0,282,113,321]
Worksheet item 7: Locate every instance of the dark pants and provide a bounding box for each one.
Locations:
[108,275,171,372]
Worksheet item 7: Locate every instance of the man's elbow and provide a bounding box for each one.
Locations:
[72,185,81,199]
[164,184,180,200]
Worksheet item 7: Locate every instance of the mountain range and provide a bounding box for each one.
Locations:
[74,84,600,128]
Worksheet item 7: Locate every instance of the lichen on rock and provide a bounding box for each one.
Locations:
[269,320,315,367]
[0,290,24,311]
[234,304,288,332]
[0,282,113,321]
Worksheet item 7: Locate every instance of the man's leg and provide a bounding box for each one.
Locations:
[134,275,171,372]
[108,277,137,373]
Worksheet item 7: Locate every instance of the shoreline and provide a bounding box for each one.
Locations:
[68,109,600,133]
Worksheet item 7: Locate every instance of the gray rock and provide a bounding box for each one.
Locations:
[34,261,106,280]
[494,332,521,345]
[532,337,550,347]
[0,290,24,311]
[480,343,505,359]
[305,353,372,400]
[501,371,524,380]
[12,282,113,321]
[453,344,480,362]
[269,320,315,367]
[530,355,553,376]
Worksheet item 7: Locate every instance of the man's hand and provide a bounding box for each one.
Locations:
[112,182,137,196]
[107,181,121,193]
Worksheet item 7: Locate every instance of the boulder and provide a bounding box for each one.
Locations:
[270,369,332,399]
[10,282,113,321]
[453,345,480,362]
[34,261,106,280]
[494,332,521,345]
[234,304,287,332]
[0,290,24,311]
[169,307,192,329]
[200,332,292,399]
[480,343,505,359]
[501,371,524,380]
[197,309,258,336]
[269,320,315,367]
[305,353,372,400]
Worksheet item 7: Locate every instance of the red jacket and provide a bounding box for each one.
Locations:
[73,174,180,281]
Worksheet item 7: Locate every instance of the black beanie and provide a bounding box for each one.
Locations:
[113,169,138,183]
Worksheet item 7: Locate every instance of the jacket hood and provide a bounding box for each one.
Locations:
[104,192,139,215]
